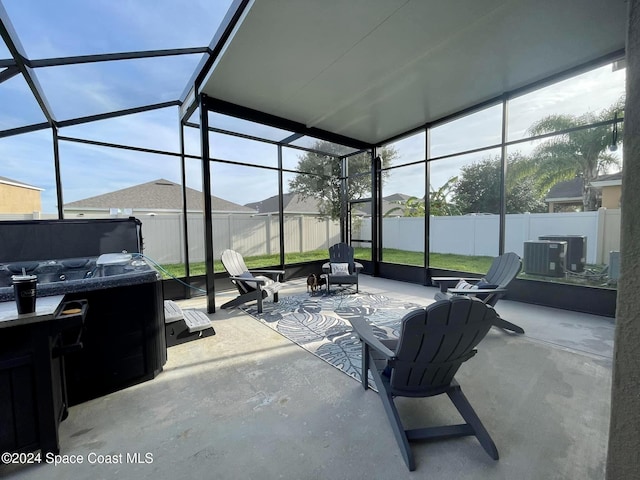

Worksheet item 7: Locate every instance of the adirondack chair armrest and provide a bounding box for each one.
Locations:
[431,276,479,282]
[432,276,480,292]
[249,269,285,281]
[349,317,396,360]
[229,275,267,286]
[447,287,507,295]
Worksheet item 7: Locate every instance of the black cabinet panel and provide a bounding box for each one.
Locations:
[64,280,166,406]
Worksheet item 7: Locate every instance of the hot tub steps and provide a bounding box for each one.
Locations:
[164,300,215,347]
[183,310,214,332]
[164,300,184,323]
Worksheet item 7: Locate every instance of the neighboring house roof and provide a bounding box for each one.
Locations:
[352,199,403,216]
[590,171,623,188]
[545,177,584,203]
[245,193,321,214]
[64,179,255,213]
[0,175,43,191]
[545,173,623,204]
[379,193,424,216]
[383,193,412,203]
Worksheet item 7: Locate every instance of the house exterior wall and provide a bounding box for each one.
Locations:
[606,2,640,477]
[0,184,41,214]
[548,200,583,212]
[601,185,622,208]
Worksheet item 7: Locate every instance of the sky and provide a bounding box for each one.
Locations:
[0,1,627,213]
[0,0,234,212]
[382,63,626,197]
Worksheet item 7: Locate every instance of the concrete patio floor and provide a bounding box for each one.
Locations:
[2,275,614,479]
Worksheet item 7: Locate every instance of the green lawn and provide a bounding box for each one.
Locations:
[158,249,493,278]
[157,249,614,290]
[380,249,494,274]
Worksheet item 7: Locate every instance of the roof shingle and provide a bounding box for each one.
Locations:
[64,179,255,213]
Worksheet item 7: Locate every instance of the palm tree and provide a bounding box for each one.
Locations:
[429,176,461,216]
[526,98,624,211]
[383,177,460,217]
[384,196,426,217]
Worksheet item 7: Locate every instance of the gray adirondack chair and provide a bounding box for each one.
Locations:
[220,249,284,313]
[350,296,500,471]
[432,252,524,334]
[322,242,363,293]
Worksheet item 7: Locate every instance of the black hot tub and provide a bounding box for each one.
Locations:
[0,253,159,295]
[0,219,167,406]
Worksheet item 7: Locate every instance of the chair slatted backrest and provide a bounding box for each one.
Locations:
[329,243,355,273]
[390,297,497,392]
[221,249,253,294]
[484,252,522,289]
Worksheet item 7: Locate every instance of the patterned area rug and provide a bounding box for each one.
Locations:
[241,287,426,385]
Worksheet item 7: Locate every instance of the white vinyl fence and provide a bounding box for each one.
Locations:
[354,208,621,264]
[146,214,341,264]
[0,209,620,265]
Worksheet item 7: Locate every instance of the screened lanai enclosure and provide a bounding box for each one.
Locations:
[0,0,628,318]
[3,1,640,478]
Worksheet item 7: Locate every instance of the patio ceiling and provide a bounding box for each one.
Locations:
[198,0,627,146]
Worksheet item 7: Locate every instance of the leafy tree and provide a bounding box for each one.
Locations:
[452,153,547,214]
[525,98,624,211]
[288,141,396,219]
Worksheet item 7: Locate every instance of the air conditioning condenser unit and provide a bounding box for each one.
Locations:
[523,240,566,277]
